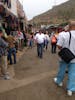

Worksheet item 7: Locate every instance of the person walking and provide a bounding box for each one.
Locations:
[0,28,10,80]
[28,34,33,49]
[51,34,57,53]
[35,30,45,58]
[53,21,75,96]
[44,31,50,50]
[7,35,16,65]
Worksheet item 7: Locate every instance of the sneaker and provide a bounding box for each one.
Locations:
[53,77,63,87]
[54,77,57,83]
[58,82,63,87]
[67,90,72,96]
[3,75,10,80]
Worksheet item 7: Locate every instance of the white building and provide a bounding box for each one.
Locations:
[10,0,18,17]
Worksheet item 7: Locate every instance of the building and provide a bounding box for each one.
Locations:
[17,0,27,31]
[0,0,27,35]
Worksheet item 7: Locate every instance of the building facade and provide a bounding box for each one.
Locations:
[17,0,27,31]
[0,0,27,34]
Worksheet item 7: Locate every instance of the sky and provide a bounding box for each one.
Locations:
[19,0,69,20]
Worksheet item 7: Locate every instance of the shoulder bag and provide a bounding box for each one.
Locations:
[58,32,75,63]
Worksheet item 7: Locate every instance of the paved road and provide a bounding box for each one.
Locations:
[0,46,75,100]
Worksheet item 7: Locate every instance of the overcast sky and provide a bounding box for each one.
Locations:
[19,0,69,20]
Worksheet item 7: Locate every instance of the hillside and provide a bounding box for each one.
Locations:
[29,0,75,26]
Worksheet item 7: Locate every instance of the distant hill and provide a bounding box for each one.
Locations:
[29,0,75,26]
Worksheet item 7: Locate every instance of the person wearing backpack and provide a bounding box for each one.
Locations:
[51,34,57,53]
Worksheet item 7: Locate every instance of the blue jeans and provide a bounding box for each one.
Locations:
[45,40,49,50]
[29,40,33,48]
[8,48,16,64]
[37,43,43,58]
[56,61,75,91]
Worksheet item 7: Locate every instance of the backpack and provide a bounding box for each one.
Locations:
[51,36,57,43]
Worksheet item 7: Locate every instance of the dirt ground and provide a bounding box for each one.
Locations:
[0,46,75,100]
[14,46,58,79]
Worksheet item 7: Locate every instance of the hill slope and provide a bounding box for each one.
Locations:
[29,0,75,25]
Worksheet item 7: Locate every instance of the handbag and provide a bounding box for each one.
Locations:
[58,32,75,63]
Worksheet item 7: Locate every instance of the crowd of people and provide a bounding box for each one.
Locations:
[0,20,75,96]
[0,27,35,80]
[26,21,75,96]
[0,27,56,79]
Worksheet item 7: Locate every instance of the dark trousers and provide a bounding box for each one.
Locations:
[29,40,33,48]
[37,43,43,58]
[51,43,56,53]
[8,48,16,64]
[44,40,49,50]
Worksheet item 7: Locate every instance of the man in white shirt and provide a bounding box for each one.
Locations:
[53,21,75,96]
[35,30,45,58]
